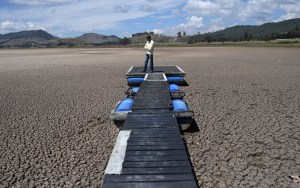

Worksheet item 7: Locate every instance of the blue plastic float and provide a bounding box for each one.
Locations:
[131,87,139,93]
[169,84,180,92]
[127,77,144,84]
[172,99,189,111]
[167,76,184,83]
[115,98,134,112]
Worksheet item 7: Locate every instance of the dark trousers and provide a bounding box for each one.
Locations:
[143,54,154,72]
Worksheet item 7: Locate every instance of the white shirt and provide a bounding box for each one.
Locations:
[144,40,154,55]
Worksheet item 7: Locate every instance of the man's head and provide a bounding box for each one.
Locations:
[146,35,151,41]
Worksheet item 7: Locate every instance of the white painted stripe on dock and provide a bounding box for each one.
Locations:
[163,74,167,81]
[176,65,185,74]
[104,130,131,175]
[144,74,149,81]
[126,66,133,75]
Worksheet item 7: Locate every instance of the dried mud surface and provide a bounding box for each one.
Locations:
[0,47,299,187]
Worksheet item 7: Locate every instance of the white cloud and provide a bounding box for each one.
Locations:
[183,0,300,26]
[154,1,300,36]
[276,1,300,21]
[153,16,204,36]
[153,29,164,34]
[183,16,204,29]
[238,0,300,24]
[8,0,77,5]
[275,12,300,22]
[279,1,300,12]
[0,0,185,36]
[0,20,46,34]
[208,18,224,32]
[2,0,299,37]
[183,0,241,17]
[238,0,278,22]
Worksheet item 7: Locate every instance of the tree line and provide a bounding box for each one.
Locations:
[187,24,300,43]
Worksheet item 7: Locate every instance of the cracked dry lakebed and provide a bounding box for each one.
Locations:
[0,47,300,187]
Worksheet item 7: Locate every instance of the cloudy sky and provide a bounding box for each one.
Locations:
[0,0,299,37]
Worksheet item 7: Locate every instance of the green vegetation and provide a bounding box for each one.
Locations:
[187,18,300,43]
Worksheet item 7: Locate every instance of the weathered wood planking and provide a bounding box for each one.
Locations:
[103,73,197,188]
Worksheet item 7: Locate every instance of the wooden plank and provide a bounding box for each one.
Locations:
[124,155,188,162]
[132,105,171,110]
[128,109,171,113]
[134,96,170,100]
[128,137,183,142]
[125,117,172,121]
[125,116,176,121]
[128,134,182,139]
[128,127,177,131]
[126,112,175,116]
[132,81,172,110]
[125,120,177,124]
[130,129,180,134]
[129,132,180,136]
[125,150,187,156]
[127,141,184,146]
[121,167,193,175]
[128,134,181,138]
[104,174,194,182]
[136,90,169,93]
[128,127,180,132]
[124,121,177,125]
[128,134,181,139]
[134,94,170,97]
[124,122,178,126]
[125,117,176,122]
[127,114,175,117]
[126,114,175,118]
[124,124,178,129]
[126,124,178,128]
[103,181,197,188]
[124,121,178,125]
[126,145,185,151]
[125,115,175,119]
[125,117,177,123]
[122,161,191,168]
[124,119,176,123]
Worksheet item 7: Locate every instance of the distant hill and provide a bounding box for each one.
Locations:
[130,32,174,44]
[0,31,122,47]
[0,30,58,47]
[189,18,300,42]
[75,33,121,45]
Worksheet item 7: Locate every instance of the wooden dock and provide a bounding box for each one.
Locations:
[103,72,198,188]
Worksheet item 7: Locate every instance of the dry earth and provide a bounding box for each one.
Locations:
[0,47,299,188]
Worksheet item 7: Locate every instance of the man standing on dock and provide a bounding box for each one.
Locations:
[143,35,154,73]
